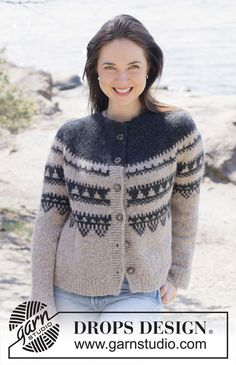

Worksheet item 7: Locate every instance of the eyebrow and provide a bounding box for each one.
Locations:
[102,61,142,65]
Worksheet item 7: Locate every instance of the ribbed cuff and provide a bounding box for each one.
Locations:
[167,268,191,290]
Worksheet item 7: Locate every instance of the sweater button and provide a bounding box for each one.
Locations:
[114,157,121,164]
[116,213,123,221]
[116,133,124,141]
[114,183,121,192]
[127,267,135,274]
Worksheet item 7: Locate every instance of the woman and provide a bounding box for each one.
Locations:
[30,14,205,323]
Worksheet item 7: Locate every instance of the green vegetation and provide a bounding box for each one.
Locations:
[0,207,35,244]
[0,47,38,134]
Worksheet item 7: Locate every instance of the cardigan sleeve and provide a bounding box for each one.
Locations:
[167,115,205,289]
[29,129,71,315]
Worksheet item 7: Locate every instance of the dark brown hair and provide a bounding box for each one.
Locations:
[82,14,180,115]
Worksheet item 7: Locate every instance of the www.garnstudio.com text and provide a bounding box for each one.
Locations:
[73,337,206,351]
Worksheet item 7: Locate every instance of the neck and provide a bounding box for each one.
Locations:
[103,105,144,122]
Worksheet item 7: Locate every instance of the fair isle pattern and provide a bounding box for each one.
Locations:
[128,202,171,236]
[40,133,203,237]
[66,180,111,205]
[127,173,175,206]
[44,164,65,185]
[173,178,202,198]
[41,193,70,215]
[69,210,112,237]
[30,109,205,305]
[64,155,109,177]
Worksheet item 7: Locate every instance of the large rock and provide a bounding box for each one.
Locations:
[2,61,60,115]
[52,74,82,90]
[204,116,236,184]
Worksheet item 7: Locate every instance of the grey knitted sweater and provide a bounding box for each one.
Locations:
[30,108,205,311]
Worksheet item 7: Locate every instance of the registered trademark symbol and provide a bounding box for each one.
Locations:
[209,329,213,334]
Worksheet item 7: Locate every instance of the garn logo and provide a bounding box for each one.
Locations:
[9,301,59,352]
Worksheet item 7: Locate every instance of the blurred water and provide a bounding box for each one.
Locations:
[0,0,235,94]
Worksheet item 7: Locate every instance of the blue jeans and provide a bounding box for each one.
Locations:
[53,276,163,324]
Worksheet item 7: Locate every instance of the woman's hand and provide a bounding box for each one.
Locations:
[160,280,178,304]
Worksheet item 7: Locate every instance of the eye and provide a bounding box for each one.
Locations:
[104,65,139,70]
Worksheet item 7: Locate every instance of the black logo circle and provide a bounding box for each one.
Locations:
[9,301,59,352]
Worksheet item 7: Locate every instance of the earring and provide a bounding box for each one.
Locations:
[98,76,100,80]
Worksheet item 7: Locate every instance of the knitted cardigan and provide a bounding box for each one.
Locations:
[30,108,205,312]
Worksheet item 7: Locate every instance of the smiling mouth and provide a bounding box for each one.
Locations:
[112,87,133,96]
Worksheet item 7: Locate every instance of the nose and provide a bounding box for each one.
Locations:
[115,72,129,82]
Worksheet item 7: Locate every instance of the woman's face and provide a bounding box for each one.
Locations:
[96,38,149,111]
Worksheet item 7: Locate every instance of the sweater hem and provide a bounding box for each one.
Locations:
[54,269,170,297]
